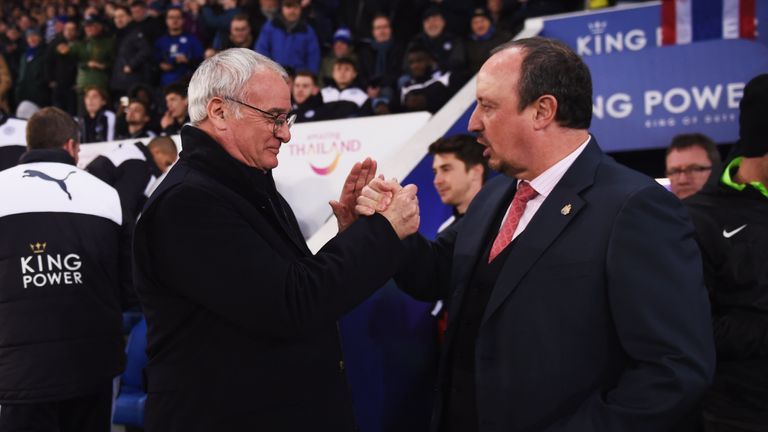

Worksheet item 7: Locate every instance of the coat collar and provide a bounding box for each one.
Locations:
[19,148,76,166]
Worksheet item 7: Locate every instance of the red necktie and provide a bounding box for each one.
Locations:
[488,181,538,263]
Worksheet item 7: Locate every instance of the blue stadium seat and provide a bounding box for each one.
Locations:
[113,318,148,427]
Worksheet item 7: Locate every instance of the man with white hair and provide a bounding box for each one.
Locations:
[131,48,420,431]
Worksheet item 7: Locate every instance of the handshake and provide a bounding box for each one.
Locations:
[329,158,420,239]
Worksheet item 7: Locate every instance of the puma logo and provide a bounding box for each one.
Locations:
[23,170,77,200]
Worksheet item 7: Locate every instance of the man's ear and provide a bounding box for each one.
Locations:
[207,97,228,130]
[532,95,557,130]
[63,138,79,164]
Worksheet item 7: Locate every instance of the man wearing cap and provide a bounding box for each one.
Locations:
[57,15,114,98]
[465,7,512,74]
[254,0,321,74]
[406,6,466,75]
[685,74,768,431]
[319,27,361,87]
[15,28,50,110]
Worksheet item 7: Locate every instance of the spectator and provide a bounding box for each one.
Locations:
[110,5,154,102]
[219,13,253,50]
[57,15,114,101]
[465,8,512,75]
[320,57,371,120]
[43,6,60,43]
[254,0,321,75]
[685,74,768,432]
[180,0,209,47]
[0,47,12,114]
[318,27,360,87]
[79,86,116,143]
[487,0,519,35]
[15,28,49,110]
[47,20,78,116]
[160,82,189,135]
[147,135,178,173]
[665,133,721,199]
[407,6,466,75]
[116,99,157,140]
[154,7,204,87]
[86,137,163,220]
[292,70,323,123]
[0,107,127,432]
[357,14,405,110]
[130,0,164,43]
[397,44,455,114]
[1,25,24,104]
[0,112,26,170]
[199,0,241,50]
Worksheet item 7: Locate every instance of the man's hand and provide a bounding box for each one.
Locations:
[160,111,175,129]
[160,61,173,71]
[175,53,189,64]
[330,157,377,232]
[355,177,397,216]
[381,184,420,239]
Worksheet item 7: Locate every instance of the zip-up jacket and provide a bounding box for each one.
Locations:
[0,149,127,402]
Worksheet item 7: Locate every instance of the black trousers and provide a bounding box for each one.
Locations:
[0,385,112,432]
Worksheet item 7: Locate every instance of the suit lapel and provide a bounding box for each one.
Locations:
[480,139,604,326]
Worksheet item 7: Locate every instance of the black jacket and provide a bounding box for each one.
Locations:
[0,113,26,171]
[110,22,155,94]
[685,172,768,428]
[0,149,127,403]
[87,141,161,221]
[133,126,404,431]
[80,108,116,143]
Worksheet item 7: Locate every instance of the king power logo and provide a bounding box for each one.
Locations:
[577,20,652,56]
[20,242,84,289]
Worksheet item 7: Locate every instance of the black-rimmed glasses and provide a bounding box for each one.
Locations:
[666,165,712,177]
[224,97,297,136]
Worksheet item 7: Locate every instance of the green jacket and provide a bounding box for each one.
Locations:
[68,35,115,91]
[15,45,50,107]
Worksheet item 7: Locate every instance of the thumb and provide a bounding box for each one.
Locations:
[401,184,418,195]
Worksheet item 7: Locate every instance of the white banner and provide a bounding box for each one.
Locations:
[274,112,431,238]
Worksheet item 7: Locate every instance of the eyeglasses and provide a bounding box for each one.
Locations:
[666,165,712,177]
[224,97,297,136]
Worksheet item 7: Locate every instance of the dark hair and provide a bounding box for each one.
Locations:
[294,70,318,86]
[333,56,357,71]
[666,133,721,165]
[231,13,250,23]
[406,43,432,59]
[83,85,108,101]
[113,5,130,15]
[129,98,150,114]
[27,107,79,149]
[163,82,187,98]
[492,37,593,129]
[429,134,489,182]
[371,12,390,25]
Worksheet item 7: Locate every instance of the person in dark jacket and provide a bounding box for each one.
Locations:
[291,70,323,123]
[15,28,49,109]
[357,14,406,110]
[47,20,79,116]
[198,0,242,50]
[396,44,455,114]
[685,74,768,432]
[110,5,154,101]
[0,106,127,432]
[115,99,157,140]
[159,82,189,135]
[465,7,512,75]
[79,86,115,143]
[87,138,162,221]
[132,48,420,431]
[254,0,321,74]
[406,6,466,75]
[319,57,371,120]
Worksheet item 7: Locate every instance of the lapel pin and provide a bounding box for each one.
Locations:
[560,204,572,216]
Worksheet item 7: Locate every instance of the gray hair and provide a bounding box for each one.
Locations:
[188,48,289,125]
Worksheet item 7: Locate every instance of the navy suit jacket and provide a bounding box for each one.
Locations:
[396,137,715,431]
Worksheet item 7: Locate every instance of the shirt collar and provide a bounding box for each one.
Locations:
[721,156,768,198]
[520,135,591,197]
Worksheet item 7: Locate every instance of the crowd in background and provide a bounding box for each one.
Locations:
[0,0,638,143]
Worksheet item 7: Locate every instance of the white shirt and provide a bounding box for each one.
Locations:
[500,136,591,241]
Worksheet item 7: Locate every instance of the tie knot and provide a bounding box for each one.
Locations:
[515,181,538,203]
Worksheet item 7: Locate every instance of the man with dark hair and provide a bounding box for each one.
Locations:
[406,6,466,74]
[219,13,253,50]
[110,5,154,101]
[116,99,157,140]
[360,36,714,431]
[397,44,455,113]
[666,133,721,199]
[0,106,127,432]
[80,86,116,143]
[291,70,323,122]
[160,83,189,135]
[429,134,489,231]
[155,7,204,87]
[319,57,371,120]
[685,74,768,432]
[47,20,79,116]
[357,13,405,113]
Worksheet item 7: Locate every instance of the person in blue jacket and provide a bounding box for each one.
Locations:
[254,0,320,74]
[154,6,203,86]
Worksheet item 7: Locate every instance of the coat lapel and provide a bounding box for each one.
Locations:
[480,139,604,326]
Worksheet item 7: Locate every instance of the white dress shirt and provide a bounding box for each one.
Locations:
[500,136,591,241]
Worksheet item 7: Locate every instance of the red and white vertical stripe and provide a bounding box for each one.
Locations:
[661,0,756,45]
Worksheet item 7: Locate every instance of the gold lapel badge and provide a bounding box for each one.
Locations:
[560,204,572,216]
